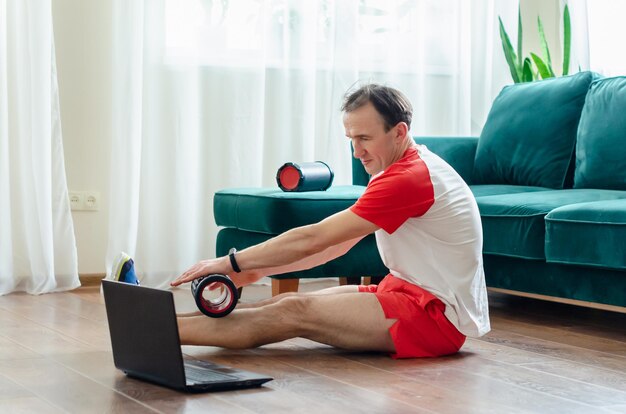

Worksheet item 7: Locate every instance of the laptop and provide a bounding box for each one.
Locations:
[102,279,273,392]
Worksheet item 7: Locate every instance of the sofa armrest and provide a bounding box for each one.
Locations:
[414,137,478,184]
[351,147,369,186]
[351,136,478,186]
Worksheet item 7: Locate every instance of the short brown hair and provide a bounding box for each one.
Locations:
[341,84,413,131]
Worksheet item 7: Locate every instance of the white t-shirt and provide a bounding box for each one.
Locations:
[350,145,490,337]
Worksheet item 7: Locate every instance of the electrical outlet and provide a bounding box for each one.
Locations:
[84,191,100,211]
[69,190,100,211]
[69,191,84,211]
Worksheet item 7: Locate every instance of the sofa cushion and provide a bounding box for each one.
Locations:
[473,71,597,189]
[476,189,626,260]
[214,185,364,234]
[352,137,480,186]
[470,184,551,198]
[415,137,478,185]
[574,76,626,190]
[545,199,626,270]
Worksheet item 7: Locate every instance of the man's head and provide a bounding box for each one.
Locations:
[341,84,413,132]
[342,84,414,175]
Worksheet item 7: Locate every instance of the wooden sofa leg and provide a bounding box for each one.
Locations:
[339,277,362,286]
[359,276,382,286]
[271,278,299,296]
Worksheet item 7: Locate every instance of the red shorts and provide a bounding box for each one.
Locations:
[359,274,466,359]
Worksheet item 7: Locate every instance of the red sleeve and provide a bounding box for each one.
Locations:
[350,160,435,234]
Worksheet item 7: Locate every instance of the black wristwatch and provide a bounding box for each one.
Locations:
[228,247,242,273]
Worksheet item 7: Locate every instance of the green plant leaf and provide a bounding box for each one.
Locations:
[531,52,554,79]
[523,57,535,82]
[517,5,523,68]
[562,3,571,75]
[499,16,521,83]
[537,16,556,77]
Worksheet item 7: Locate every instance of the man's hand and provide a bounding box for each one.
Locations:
[170,256,262,288]
[170,257,224,287]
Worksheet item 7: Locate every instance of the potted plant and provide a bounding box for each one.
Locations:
[499,4,571,83]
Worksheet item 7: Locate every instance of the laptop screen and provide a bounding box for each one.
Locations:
[102,280,187,388]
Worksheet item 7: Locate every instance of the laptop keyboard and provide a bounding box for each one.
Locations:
[184,365,238,383]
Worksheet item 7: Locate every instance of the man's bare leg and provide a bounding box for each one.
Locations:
[177,285,358,316]
[236,284,358,309]
[177,291,396,352]
[177,310,203,317]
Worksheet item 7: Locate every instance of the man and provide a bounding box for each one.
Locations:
[169,84,490,358]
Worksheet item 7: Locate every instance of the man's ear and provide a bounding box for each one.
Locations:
[394,122,409,142]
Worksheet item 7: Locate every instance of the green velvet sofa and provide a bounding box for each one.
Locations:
[214,71,626,309]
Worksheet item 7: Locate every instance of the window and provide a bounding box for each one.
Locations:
[587,0,626,76]
[164,0,464,73]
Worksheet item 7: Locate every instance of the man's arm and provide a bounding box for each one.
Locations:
[238,209,378,269]
[171,209,379,287]
[243,235,363,278]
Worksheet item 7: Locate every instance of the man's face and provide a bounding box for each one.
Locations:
[343,102,401,175]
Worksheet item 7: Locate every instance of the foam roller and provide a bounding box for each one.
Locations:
[191,274,238,318]
[276,161,334,192]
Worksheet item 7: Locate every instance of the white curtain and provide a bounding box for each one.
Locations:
[566,0,626,76]
[0,0,79,295]
[108,0,514,288]
[562,0,590,72]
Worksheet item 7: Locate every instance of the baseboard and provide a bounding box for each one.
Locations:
[488,287,626,314]
[79,273,105,287]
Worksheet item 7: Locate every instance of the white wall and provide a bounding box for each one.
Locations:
[51,0,562,275]
[52,0,113,274]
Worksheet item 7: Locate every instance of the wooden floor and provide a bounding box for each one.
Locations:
[0,280,625,414]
